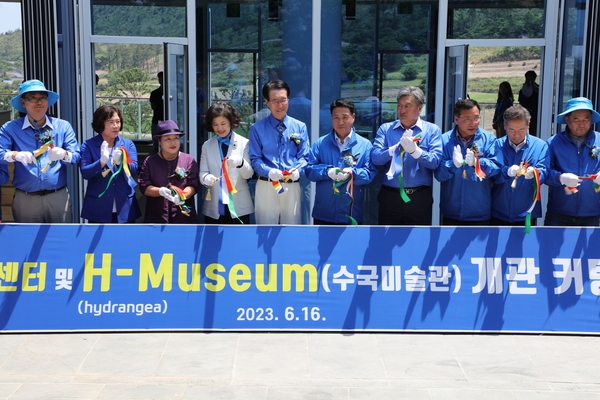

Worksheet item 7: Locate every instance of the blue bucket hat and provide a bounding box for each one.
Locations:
[10,79,59,113]
[556,97,600,124]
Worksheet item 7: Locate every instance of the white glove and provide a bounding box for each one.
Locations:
[400,136,417,154]
[158,187,183,205]
[594,172,600,185]
[402,128,413,138]
[327,168,349,181]
[268,168,284,181]
[388,142,400,157]
[48,146,66,162]
[112,148,123,165]
[202,173,218,186]
[289,169,300,181]
[452,145,464,168]
[227,154,243,168]
[507,165,520,177]
[525,166,535,180]
[464,149,475,167]
[13,151,36,165]
[559,173,581,187]
[100,141,109,164]
[327,168,340,181]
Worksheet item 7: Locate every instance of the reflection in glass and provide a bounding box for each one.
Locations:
[92,0,186,37]
[449,2,545,40]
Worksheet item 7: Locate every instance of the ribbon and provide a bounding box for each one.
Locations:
[473,153,486,180]
[385,134,421,203]
[578,174,600,193]
[33,140,56,173]
[518,167,541,234]
[219,157,242,222]
[510,161,529,189]
[271,180,285,194]
[331,169,357,225]
[168,184,191,216]
[98,146,136,197]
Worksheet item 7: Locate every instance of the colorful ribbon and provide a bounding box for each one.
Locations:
[385,134,421,203]
[510,161,529,189]
[219,157,242,222]
[473,153,486,180]
[98,146,136,197]
[33,140,56,173]
[518,167,541,234]
[331,169,357,225]
[168,184,191,216]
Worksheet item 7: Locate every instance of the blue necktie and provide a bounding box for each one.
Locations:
[276,122,285,135]
[216,134,232,215]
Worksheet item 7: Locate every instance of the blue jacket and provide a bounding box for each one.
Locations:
[546,129,600,217]
[80,134,141,223]
[435,127,502,221]
[371,118,442,188]
[305,129,377,224]
[0,163,7,221]
[492,135,549,222]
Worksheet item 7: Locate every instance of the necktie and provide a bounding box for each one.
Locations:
[276,122,285,135]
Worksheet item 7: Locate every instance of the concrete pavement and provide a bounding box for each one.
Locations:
[0,332,599,399]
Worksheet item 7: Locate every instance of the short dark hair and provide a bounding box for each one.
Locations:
[503,104,531,123]
[454,98,480,116]
[330,98,355,115]
[204,101,241,132]
[91,104,122,134]
[262,79,290,101]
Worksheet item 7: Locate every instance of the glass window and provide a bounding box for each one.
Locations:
[449,1,545,40]
[94,43,163,140]
[91,0,186,37]
[208,2,259,50]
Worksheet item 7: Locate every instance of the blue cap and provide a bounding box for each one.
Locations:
[11,79,59,113]
[556,97,600,124]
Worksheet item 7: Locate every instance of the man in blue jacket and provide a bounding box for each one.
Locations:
[305,99,377,224]
[371,86,442,225]
[435,99,502,225]
[491,104,549,225]
[0,79,80,223]
[545,97,600,226]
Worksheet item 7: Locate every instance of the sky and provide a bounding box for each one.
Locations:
[0,2,21,34]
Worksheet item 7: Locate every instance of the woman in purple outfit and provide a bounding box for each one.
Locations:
[138,120,200,223]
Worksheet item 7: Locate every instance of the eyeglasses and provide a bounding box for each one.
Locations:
[24,96,48,103]
[106,119,121,125]
[459,116,481,123]
[269,98,289,106]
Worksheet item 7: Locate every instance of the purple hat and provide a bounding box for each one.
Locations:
[11,79,59,113]
[155,120,186,140]
[557,97,600,124]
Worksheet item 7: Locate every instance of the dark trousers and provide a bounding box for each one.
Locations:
[544,211,600,227]
[377,185,433,226]
[313,218,359,226]
[490,217,537,227]
[442,217,491,226]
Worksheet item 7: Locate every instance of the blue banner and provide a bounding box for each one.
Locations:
[0,224,599,333]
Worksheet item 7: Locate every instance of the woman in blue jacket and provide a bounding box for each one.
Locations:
[80,105,141,223]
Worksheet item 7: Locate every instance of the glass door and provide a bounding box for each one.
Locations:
[163,43,189,151]
[444,44,468,132]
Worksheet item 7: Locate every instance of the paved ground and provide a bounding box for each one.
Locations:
[0,332,599,399]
